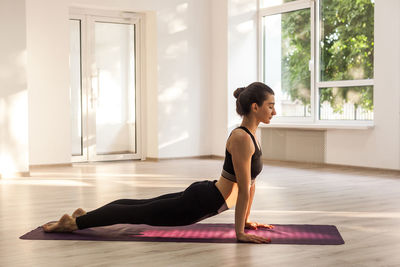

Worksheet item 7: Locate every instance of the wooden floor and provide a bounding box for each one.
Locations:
[1,159,400,267]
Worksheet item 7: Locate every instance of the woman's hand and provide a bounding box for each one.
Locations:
[236,232,271,244]
[245,221,274,230]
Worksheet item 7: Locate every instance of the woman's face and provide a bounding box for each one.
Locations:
[256,94,276,124]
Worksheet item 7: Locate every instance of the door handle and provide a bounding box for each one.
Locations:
[91,69,100,108]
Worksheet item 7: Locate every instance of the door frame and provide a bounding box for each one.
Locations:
[70,8,146,162]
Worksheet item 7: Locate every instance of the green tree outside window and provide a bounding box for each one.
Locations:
[280,0,374,117]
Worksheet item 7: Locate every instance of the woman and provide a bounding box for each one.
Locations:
[43,82,276,244]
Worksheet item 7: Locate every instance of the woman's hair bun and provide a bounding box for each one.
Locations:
[233,87,246,99]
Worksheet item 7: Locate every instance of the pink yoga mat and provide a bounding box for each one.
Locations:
[20,223,344,245]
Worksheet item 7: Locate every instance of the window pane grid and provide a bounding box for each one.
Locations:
[317,79,374,88]
[319,0,374,82]
[262,8,312,118]
[319,86,373,121]
[260,0,374,122]
[261,0,295,8]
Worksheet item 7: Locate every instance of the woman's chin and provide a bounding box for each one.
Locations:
[265,117,273,124]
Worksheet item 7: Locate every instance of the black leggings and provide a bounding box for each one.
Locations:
[76,180,228,229]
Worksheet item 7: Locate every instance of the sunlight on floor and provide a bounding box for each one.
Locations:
[30,172,175,178]
[246,210,400,218]
[0,179,92,187]
[114,180,189,188]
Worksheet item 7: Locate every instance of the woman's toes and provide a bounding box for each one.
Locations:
[59,214,70,224]
[42,222,57,232]
[42,214,77,233]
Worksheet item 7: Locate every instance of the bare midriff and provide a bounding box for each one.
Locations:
[215,176,238,209]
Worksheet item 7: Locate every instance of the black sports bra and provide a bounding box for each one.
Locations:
[221,126,263,183]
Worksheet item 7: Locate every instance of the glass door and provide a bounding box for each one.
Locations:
[89,17,139,161]
[70,10,143,162]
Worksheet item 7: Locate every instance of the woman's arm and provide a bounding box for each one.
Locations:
[229,131,270,244]
[244,184,274,230]
[245,183,256,223]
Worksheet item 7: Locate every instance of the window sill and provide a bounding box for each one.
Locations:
[260,122,374,130]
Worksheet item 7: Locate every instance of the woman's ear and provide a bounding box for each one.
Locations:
[251,103,258,112]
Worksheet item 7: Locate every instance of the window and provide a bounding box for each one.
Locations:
[259,0,374,123]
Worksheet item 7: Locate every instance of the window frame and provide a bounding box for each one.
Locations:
[258,0,374,127]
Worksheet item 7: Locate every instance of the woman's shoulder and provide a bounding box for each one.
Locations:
[231,128,251,141]
[228,129,254,154]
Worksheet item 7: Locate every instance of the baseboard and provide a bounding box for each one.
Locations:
[145,155,215,161]
[262,159,400,174]
[144,157,159,162]
[29,163,73,170]
[210,155,224,160]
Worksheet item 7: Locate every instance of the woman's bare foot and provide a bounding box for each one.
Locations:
[42,214,78,233]
[72,208,86,219]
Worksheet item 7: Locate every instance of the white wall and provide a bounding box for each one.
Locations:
[0,0,29,177]
[26,0,71,165]
[26,0,213,164]
[211,0,229,156]
[210,0,259,157]
[325,0,400,170]
[143,11,159,159]
[152,0,212,158]
[227,0,258,130]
